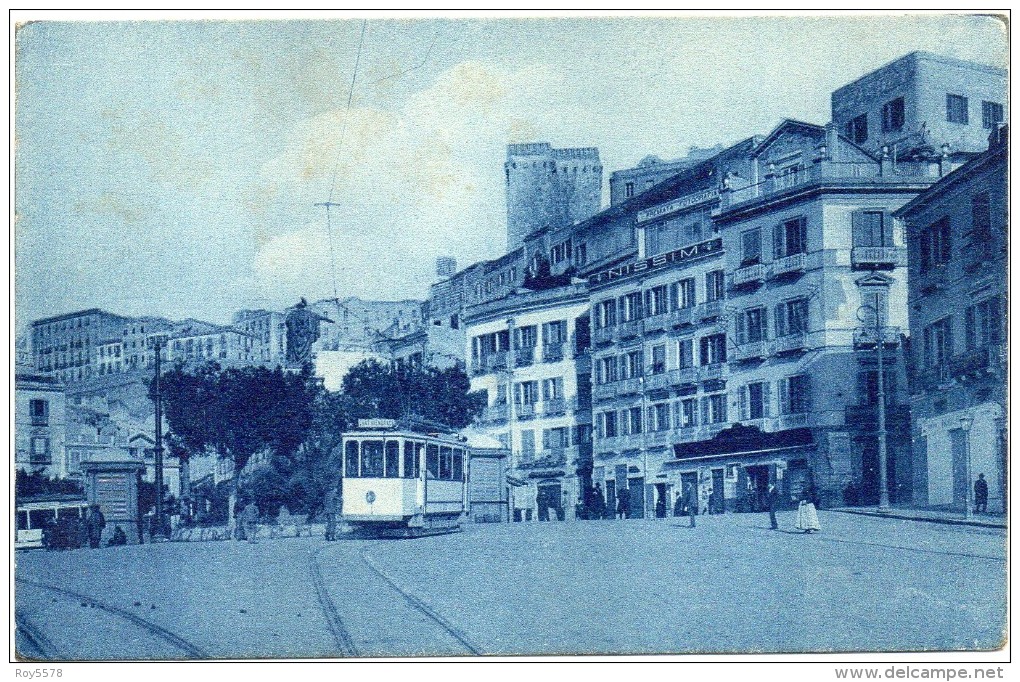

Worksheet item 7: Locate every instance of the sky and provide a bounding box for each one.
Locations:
[14,13,1007,327]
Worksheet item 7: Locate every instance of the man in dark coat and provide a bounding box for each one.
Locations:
[686,483,698,528]
[592,483,605,520]
[767,482,779,530]
[323,483,342,540]
[85,504,106,548]
[974,474,989,514]
[616,486,630,519]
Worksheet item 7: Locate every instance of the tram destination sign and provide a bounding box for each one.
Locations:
[636,187,718,224]
[589,237,723,286]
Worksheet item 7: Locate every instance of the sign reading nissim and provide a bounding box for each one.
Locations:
[589,238,723,286]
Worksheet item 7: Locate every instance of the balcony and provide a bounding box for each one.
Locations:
[772,332,808,355]
[731,263,765,290]
[483,351,508,374]
[777,412,809,430]
[699,423,727,440]
[480,403,508,423]
[918,265,950,295]
[670,426,699,444]
[513,347,535,367]
[644,372,670,391]
[950,345,1004,379]
[594,435,624,456]
[851,246,901,269]
[668,306,694,328]
[853,327,901,349]
[593,325,615,346]
[618,319,644,339]
[541,343,564,363]
[770,253,806,279]
[699,363,725,381]
[540,398,568,417]
[645,430,671,448]
[522,449,567,469]
[669,367,699,386]
[643,313,668,334]
[592,382,617,401]
[918,365,953,392]
[516,403,536,420]
[617,377,643,395]
[733,340,767,361]
[695,300,724,322]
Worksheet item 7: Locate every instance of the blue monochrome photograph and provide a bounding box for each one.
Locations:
[12,13,1008,661]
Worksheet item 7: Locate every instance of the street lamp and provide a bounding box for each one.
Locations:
[960,415,974,520]
[856,291,892,512]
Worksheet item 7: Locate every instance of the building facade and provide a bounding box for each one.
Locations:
[832,51,1007,158]
[505,142,602,250]
[233,309,288,367]
[465,283,593,522]
[897,126,1007,513]
[15,373,67,479]
[608,146,724,206]
[31,309,131,384]
[166,319,260,367]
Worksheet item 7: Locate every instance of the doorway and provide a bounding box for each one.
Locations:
[743,465,770,512]
[654,483,668,518]
[710,468,725,514]
[628,477,644,518]
[536,482,563,521]
[679,472,698,515]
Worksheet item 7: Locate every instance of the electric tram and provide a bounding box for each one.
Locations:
[340,419,468,536]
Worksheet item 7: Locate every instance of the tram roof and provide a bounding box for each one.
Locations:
[342,429,466,443]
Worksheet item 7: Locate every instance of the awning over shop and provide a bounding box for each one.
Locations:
[673,423,813,461]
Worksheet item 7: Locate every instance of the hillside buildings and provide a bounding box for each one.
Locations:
[897,125,1007,513]
[15,373,67,479]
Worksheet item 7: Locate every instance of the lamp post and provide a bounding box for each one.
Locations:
[151,337,167,540]
[960,415,973,520]
[506,317,516,522]
[639,375,648,519]
[856,291,891,513]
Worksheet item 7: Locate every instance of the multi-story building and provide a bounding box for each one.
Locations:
[896,125,1007,513]
[505,142,602,250]
[311,297,422,352]
[166,319,260,367]
[30,309,131,384]
[608,146,723,206]
[832,51,1006,158]
[15,373,67,479]
[233,309,288,367]
[464,282,592,522]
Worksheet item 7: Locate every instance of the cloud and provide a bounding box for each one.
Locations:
[250,60,580,307]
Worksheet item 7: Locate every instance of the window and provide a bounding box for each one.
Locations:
[774,217,807,257]
[982,101,1003,130]
[846,113,868,143]
[29,399,49,426]
[968,193,992,259]
[621,350,643,379]
[514,381,539,405]
[679,398,698,428]
[625,182,635,198]
[739,381,770,420]
[701,394,728,424]
[705,270,725,302]
[685,220,703,244]
[520,431,535,461]
[30,436,51,463]
[700,333,727,365]
[344,441,359,477]
[542,377,564,401]
[645,285,669,316]
[946,94,969,124]
[622,407,642,436]
[651,345,666,374]
[740,229,762,266]
[452,449,464,481]
[619,292,643,322]
[402,441,421,479]
[642,403,667,432]
[780,375,812,414]
[852,211,892,247]
[882,97,905,132]
[737,307,768,344]
[543,427,569,451]
[576,243,587,265]
[385,440,400,478]
[857,369,897,406]
[596,356,618,384]
[596,299,617,328]
[677,338,695,369]
[439,446,453,480]
[542,320,567,346]
[599,411,618,438]
[515,325,537,348]
[361,440,384,477]
[775,298,809,337]
[965,297,1002,349]
[923,317,953,368]
[919,217,952,272]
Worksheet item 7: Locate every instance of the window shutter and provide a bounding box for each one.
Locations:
[542,429,550,450]
[880,211,893,246]
[701,397,709,424]
[699,338,708,366]
[773,223,784,259]
[761,308,769,340]
[775,305,786,337]
[763,381,772,417]
[965,306,976,349]
[738,385,748,421]
[643,290,652,316]
[851,211,865,248]
[802,377,813,412]
[736,311,747,345]
[779,378,791,415]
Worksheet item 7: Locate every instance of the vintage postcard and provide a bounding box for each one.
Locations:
[12,12,1009,666]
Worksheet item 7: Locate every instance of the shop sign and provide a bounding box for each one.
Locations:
[589,238,723,286]
[637,188,718,224]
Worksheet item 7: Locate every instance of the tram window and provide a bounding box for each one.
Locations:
[17,510,28,530]
[362,440,384,477]
[453,449,464,481]
[401,442,418,479]
[426,444,440,479]
[345,441,360,478]
[439,446,452,480]
[385,441,400,478]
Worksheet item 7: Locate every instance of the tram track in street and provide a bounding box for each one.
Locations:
[308,545,360,656]
[15,611,61,660]
[15,577,209,659]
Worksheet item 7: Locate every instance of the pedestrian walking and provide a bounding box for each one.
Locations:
[685,483,698,528]
[109,525,128,546]
[324,484,341,541]
[241,499,260,543]
[974,474,989,514]
[767,482,779,530]
[616,486,630,519]
[593,483,605,520]
[85,504,106,549]
[794,493,820,533]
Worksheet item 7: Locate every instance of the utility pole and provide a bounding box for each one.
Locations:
[152,337,167,540]
[874,292,891,513]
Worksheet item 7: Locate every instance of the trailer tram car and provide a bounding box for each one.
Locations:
[341,420,467,537]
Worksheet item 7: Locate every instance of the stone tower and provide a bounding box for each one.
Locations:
[505,143,602,251]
